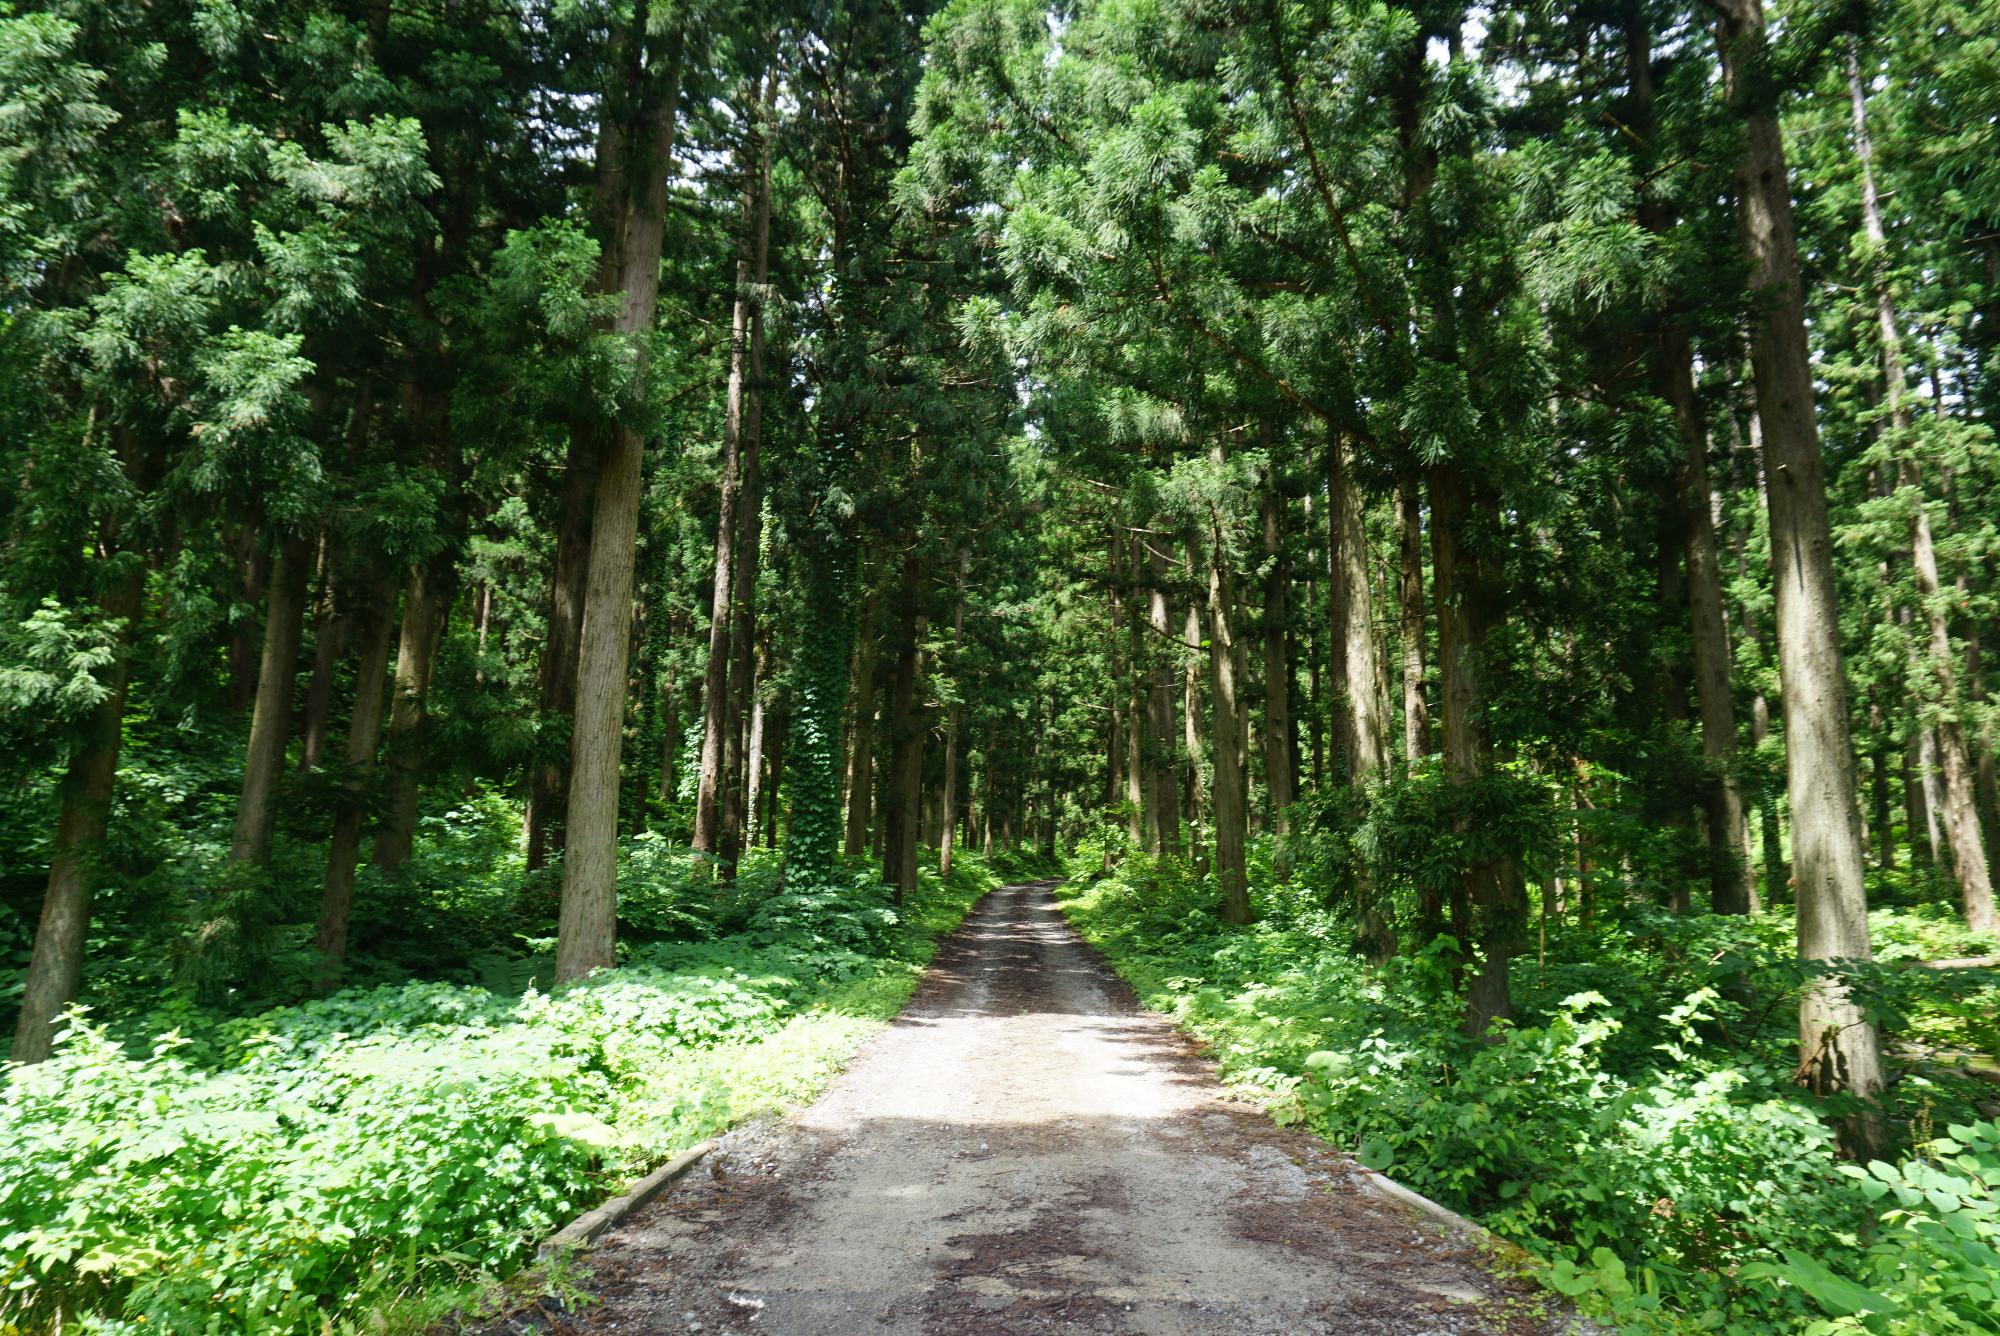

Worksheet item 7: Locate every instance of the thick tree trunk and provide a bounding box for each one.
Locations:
[1143,539,1181,854]
[1720,0,1886,1147]
[555,25,684,982]
[1335,435,1394,958]
[11,564,144,1064]
[1333,438,1391,781]
[1397,474,1431,765]
[229,533,310,865]
[1660,334,1753,914]
[1848,51,1994,931]
[1429,463,1527,1038]
[1202,526,1251,926]
[314,577,396,991]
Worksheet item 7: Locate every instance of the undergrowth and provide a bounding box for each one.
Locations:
[1057,846,2000,1335]
[0,845,1016,1334]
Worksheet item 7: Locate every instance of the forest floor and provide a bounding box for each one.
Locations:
[532,881,1567,1335]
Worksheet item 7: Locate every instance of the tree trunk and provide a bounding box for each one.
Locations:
[844,587,883,858]
[1848,49,1994,931]
[1333,437,1391,780]
[299,530,347,772]
[1660,334,1753,914]
[314,576,396,991]
[1397,474,1431,764]
[1260,469,1296,867]
[229,533,310,865]
[939,706,962,878]
[1429,463,1527,1038]
[783,546,854,888]
[1183,578,1210,874]
[1201,525,1250,926]
[228,530,269,713]
[555,22,685,983]
[373,561,448,870]
[10,564,144,1064]
[1720,0,1886,1148]
[692,244,754,859]
[882,569,925,899]
[1143,539,1181,854]
[715,76,777,878]
[526,430,596,871]
[1335,435,1394,958]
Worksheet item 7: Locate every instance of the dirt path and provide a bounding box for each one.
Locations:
[562,881,1560,1334]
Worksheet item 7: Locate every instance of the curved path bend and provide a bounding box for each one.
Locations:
[568,881,1560,1335]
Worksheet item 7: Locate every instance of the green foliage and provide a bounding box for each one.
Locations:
[1059,864,2000,1334]
[0,849,1006,1333]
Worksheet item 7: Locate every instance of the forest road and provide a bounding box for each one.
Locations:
[560,881,1561,1335]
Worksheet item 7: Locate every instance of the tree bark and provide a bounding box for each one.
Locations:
[1201,522,1251,926]
[1333,437,1391,781]
[1660,334,1753,914]
[313,576,396,991]
[1335,435,1394,957]
[1720,0,1886,1146]
[844,587,883,858]
[372,561,448,870]
[1429,463,1527,1037]
[882,564,925,899]
[10,563,143,1063]
[228,530,269,713]
[712,75,777,877]
[1260,468,1295,865]
[1848,48,1994,931]
[1143,539,1181,853]
[527,436,595,870]
[1397,474,1431,765]
[229,533,310,865]
[555,20,685,983]
[1183,574,1210,873]
[299,530,346,773]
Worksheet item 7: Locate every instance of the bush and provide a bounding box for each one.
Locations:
[0,849,1007,1333]
[1057,861,1999,1334]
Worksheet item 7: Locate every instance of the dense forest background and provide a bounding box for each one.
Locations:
[1,0,1998,1331]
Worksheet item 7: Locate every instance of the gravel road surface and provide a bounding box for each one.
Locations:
[559,880,1562,1335]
